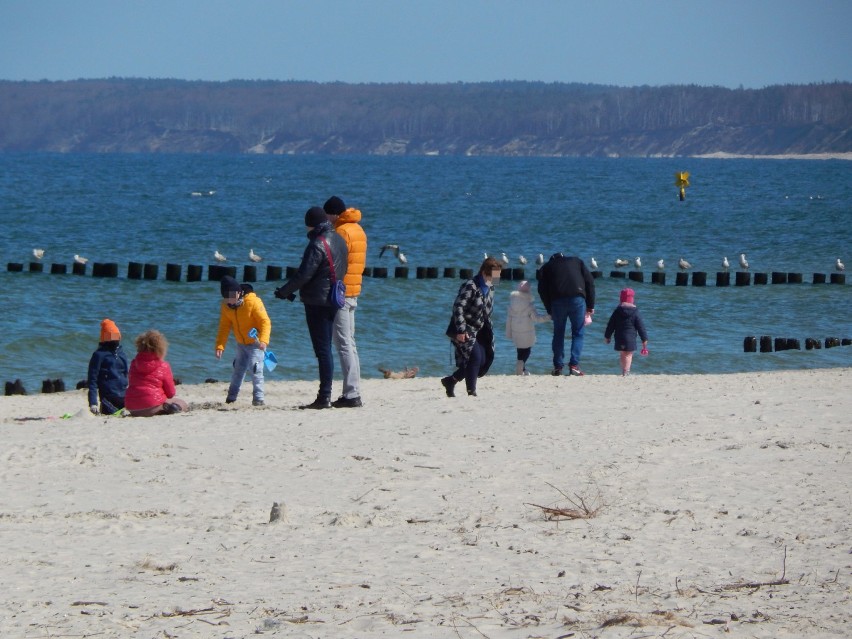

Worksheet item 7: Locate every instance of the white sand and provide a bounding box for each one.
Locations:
[1,369,850,638]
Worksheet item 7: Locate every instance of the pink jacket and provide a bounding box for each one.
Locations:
[125,352,177,410]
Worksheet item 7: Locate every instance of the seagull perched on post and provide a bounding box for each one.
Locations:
[518,255,528,265]
[614,258,629,268]
[739,253,749,270]
[589,257,598,269]
[536,253,545,266]
[656,259,665,270]
[214,250,227,262]
[500,252,510,266]
[722,256,730,272]
[32,248,45,260]
[249,248,262,263]
[678,257,692,271]
[634,256,642,269]
[74,254,88,265]
[836,258,845,272]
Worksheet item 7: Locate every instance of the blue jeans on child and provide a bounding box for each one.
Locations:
[550,295,587,369]
[227,342,265,403]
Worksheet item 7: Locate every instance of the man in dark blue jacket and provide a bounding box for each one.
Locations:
[275,206,348,409]
[537,253,595,376]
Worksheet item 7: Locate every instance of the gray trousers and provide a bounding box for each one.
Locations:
[332,296,361,399]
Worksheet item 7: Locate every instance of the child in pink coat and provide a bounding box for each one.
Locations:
[125,330,189,416]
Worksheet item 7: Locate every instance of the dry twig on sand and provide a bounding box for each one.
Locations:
[526,482,603,520]
[378,366,419,379]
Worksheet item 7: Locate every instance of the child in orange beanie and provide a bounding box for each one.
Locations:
[86,318,129,414]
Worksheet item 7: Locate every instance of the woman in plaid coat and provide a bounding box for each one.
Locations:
[441,256,503,397]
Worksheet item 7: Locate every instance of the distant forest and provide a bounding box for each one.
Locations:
[0,79,849,156]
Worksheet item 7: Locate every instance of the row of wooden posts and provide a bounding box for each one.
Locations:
[743,336,850,352]
[6,261,849,286]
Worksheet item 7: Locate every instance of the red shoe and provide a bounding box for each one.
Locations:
[568,365,584,376]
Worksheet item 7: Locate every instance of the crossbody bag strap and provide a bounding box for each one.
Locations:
[319,235,337,283]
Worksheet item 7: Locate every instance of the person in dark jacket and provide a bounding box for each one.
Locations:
[604,288,649,376]
[275,206,348,409]
[537,252,595,376]
[441,256,502,398]
[86,318,129,414]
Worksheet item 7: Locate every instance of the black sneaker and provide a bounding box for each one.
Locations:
[441,376,456,397]
[299,397,332,410]
[551,367,563,376]
[252,399,265,406]
[332,396,363,408]
[467,389,477,397]
[568,365,585,376]
[225,397,237,404]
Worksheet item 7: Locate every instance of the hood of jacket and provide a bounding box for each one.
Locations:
[336,207,362,225]
[132,351,163,375]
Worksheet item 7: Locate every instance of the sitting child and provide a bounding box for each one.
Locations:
[125,329,188,416]
[86,318,129,414]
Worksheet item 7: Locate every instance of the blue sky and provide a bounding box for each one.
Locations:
[1,0,850,88]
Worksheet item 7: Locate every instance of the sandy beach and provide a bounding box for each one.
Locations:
[1,369,850,638]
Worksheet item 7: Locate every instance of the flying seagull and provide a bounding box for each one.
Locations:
[380,244,407,264]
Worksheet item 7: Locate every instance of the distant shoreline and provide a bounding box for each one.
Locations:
[692,151,852,161]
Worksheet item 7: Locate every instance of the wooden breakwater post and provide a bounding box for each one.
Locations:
[128,262,143,279]
[753,272,768,285]
[265,265,282,281]
[628,271,644,283]
[443,267,457,278]
[243,265,257,282]
[759,335,773,352]
[7,263,24,272]
[362,267,372,277]
[735,272,751,286]
[187,264,203,282]
[372,267,387,278]
[813,273,827,284]
[691,272,707,286]
[166,263,182,282]
[743,336,757,352]
[591,270,603,279]
[50,263,67,275]
[830,273,846,285]
[208,264,235,281]
[675,272,689,286]
[460,268,474,279]
[610,270,627,279]
[91,262,117,278]
[143,263,159,280]
[29,261,44,273]
[72,262,87,276]
[394,266,409,278]
[787,272,803,284]
[716,272,731,287]
[651,272,666,285]
[771,271,788,284]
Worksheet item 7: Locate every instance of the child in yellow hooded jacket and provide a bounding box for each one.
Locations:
[215,276,272,406]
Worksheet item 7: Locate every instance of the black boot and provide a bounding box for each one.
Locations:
[441,376,457,397]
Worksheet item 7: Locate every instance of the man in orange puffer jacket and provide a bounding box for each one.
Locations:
[323,195,367,408]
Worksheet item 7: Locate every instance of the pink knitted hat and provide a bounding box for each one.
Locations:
[620,288,635,304]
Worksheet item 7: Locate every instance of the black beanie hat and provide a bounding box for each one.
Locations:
[305,206,327,228]
[323,195,346,216]
[220,275,242,298]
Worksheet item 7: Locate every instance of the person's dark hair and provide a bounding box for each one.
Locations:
[479,257,503,276]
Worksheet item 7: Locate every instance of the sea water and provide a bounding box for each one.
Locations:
[0,153,849,393]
